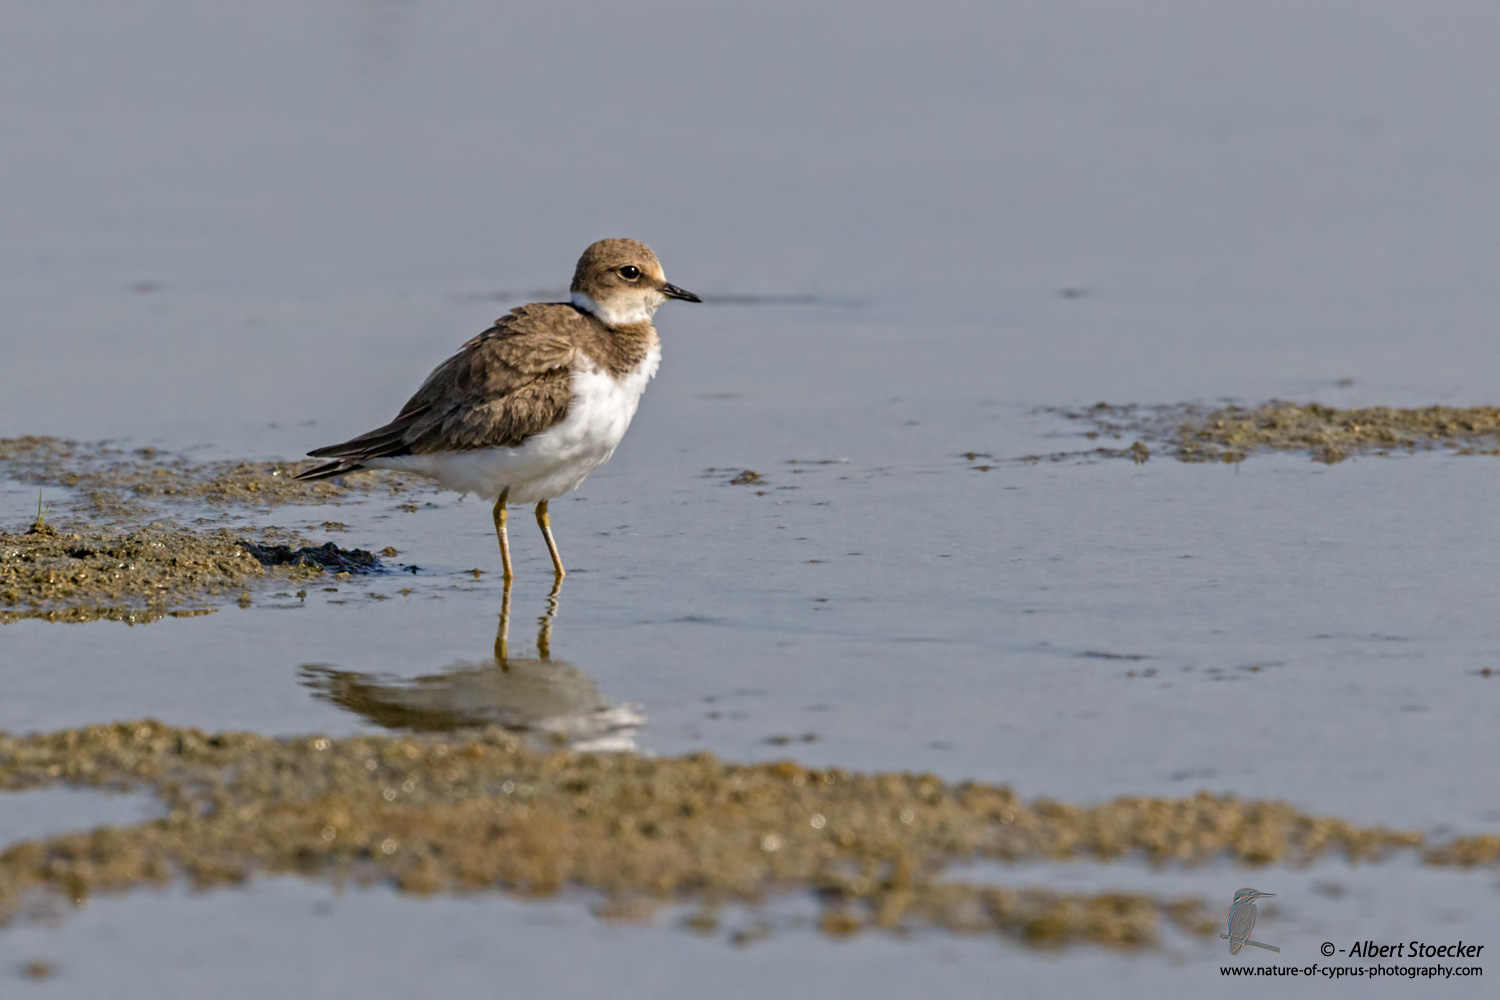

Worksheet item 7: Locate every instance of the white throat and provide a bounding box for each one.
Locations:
[572,291,658,327]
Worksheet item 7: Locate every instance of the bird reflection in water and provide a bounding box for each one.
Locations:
[300,582,643,752]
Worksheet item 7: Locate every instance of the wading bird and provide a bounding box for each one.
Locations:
[296,239,699,580]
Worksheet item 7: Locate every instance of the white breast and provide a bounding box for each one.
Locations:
[368,345,661,504]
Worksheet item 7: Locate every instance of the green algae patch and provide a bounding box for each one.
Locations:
[1424,835,1500,866]
[0,436,425,518]
[1052,402,1500,465]
[0,722,1472,948]
[1175,402,1500,464]
[0,528,380,624]
[1,436,394,622]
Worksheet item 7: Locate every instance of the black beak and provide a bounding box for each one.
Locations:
[660,283,701,303]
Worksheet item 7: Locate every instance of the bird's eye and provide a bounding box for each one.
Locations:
[618,265,641,280]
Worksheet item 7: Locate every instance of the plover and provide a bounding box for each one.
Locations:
[296,238,699,580]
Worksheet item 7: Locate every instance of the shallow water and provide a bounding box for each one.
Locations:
[0,787,158,847]
[4,1,1500,995]
[0,862,1491,1000]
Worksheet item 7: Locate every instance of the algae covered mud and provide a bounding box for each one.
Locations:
[0,437,412,623]
[1,719,1493,949]
[0,526,383,624]
[0,436,426,518]
[1043,403,1500,466]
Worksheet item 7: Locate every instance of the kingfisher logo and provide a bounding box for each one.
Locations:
[1222,887,1280,954]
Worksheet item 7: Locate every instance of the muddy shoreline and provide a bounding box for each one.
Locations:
[5,720,1490,948]
[0,437,407,622]
[1051,402,1500,465]
[0,526,383,624]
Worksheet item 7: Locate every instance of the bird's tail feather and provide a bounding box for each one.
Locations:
[294,460,366,482]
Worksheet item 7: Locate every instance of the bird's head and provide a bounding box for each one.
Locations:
[1232,888,1275,905]
[570,238,699,328]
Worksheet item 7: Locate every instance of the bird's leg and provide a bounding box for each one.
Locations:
[535,499,565,579]
[494,578,512,668]
[492,490,513,582]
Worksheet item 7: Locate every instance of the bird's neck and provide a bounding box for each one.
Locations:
[571,291,658,328]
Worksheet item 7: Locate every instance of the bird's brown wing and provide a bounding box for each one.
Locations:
[297,305,582,478]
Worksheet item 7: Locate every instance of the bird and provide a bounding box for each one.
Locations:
[1224,888,1275,954]
[295,238,700,580]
